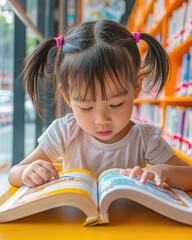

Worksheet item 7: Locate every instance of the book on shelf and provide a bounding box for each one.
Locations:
[132,103,162,128]
[175,53,190,96]
[188,47,192,95]
[0,168,192,226]
[167,1,191,52]
[181,108,192,157]
[183,0,192,42]
[164,106,192,158]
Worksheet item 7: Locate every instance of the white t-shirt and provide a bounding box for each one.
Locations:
[38,113,175,178]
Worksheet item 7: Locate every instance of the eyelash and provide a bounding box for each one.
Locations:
[110,102,124,108]
[80,107,93,111]
[79,102,124,111]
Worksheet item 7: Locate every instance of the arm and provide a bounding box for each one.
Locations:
[161,155,192,191]
[121,155,192,191]
[8,145,59,188]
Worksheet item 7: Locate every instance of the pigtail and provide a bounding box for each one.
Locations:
[22,39,57,116]
[139,33,170,95]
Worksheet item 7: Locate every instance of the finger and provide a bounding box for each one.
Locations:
[30,171,45,186]
[23,175,40,188]
[129,166,143,178]
[120,169,132,175]
[39,162,59,179]
[35,166,53,182]
[140,171,154,184]
[154,175,163,186]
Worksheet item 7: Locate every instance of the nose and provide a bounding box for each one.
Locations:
[95,110,111,125]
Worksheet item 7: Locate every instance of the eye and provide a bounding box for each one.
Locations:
[110,102,124,108]
[80,107,93,111]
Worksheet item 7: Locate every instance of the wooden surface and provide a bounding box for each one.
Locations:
[0,199,192,240]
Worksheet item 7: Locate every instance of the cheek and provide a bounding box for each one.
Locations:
[72,108,83,122]
[72,108,93,128]
[114,104,133,122]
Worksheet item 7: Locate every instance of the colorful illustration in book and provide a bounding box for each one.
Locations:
[99,170,188,207]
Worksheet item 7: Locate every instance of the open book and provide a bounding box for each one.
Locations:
[0,168,192,226]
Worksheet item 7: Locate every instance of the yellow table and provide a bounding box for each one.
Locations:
[0,198,192,240]
[1,164,192,240]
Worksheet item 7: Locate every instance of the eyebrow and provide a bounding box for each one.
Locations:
[72,91,128,102]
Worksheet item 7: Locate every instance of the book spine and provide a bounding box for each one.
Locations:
[175,53,190,96]
[83,215,102,226]
[164,105,192,158]
[188,108,192,157]
[182,53,190,96]
[167,1,189,52]
[132,103,162,128]
[183,0,192,41]
[188,47,192,95]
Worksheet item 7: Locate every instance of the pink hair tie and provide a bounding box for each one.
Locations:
[54,35,64,49]
[131,32,140,43]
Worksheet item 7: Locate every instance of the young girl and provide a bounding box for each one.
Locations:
[8,20,192,191]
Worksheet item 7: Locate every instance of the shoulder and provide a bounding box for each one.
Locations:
[52,113,76,126]
[52,113,81,136]
[39,113,81,143]
[131,120,163,151]
[133,120,162,138]
[132,120,174,163]
[50,113,78,130]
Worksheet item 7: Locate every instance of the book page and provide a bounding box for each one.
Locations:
[98,168,192,211]
[0,169,98,212]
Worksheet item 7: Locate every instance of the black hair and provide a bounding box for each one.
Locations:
[22,20,170,116]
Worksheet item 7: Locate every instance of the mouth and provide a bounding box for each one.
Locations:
[96,130,112,137]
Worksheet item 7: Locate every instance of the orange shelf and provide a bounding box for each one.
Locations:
[134,98,162,104]
[135,96,192,104]
[129,0,185,35]
[172,147,192,166]
[168,36,192,59]
[165,0,186,16]
[138,0,154,31]
[143,0,154,18]
[150,18,164,36]
[163,96,192,103]
[129,0,192,163]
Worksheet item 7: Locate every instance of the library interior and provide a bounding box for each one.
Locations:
[0,0,192,239]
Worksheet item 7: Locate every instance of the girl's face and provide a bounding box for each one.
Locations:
[69,77,137,144]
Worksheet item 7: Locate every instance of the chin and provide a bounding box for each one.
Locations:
[96,135,118,144]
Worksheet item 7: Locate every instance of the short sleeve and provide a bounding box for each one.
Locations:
[38,118,67,161]
[142,125,175,165]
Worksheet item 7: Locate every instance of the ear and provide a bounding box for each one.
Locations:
[134,77,143,99]
[58,83,70,106]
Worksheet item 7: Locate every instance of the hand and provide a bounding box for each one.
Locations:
[21,160,59,187]
[120,165,168,186]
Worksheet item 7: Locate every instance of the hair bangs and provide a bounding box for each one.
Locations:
[60,42,137,101]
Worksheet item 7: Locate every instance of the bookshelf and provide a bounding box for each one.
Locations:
[128,0,192,165]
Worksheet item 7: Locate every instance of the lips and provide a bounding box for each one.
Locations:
[96,130,112,137]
